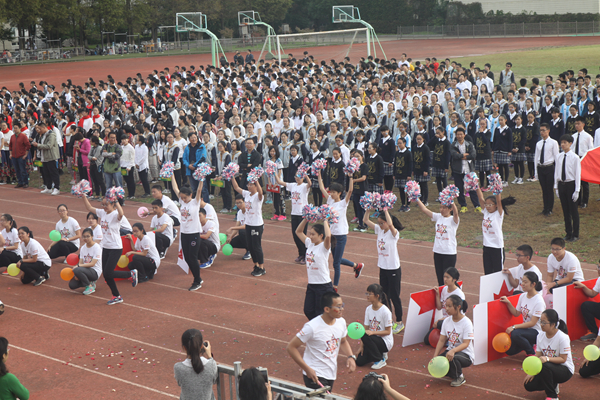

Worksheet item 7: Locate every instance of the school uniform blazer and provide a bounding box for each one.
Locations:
[525,123,540,153]
[365,154,384,184]
[450,140,476,175]
[427,137,451,169]
[565,116,577,136]
[512,126,526,153]
[394,149,413,178]
[549,118,565,141]
[378,137,396,164]
[412,144,431,175]
[473,131,493,160]
[492,126,513,153]
[584,111,599,133]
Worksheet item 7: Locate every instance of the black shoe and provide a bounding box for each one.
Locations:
[14,183,23,188]
[139,276,150,283]
[33,276,46,286]
[251,266,266,277]
[141,193,150,198]
[569,236,579,242]
[563,235,572,241]
[188,280,203,291]
[44,271,49,280]
[22,184,28,188]
[580,203,587,209]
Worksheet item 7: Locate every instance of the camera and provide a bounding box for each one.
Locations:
[363,371,384,380]
[257,367,269,382]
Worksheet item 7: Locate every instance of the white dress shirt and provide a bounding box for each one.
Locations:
[134,144,149,171]
[534,137,559,178]
[571,130,594,158]
[554,150,581,192]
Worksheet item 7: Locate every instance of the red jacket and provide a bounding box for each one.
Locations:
[9,132,31,158]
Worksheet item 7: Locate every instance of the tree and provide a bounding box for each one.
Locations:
[0,26,14,51]
[245,0,293,26]
[5,0,41,48]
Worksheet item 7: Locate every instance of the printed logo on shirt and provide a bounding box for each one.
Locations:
[180,208,191,220]
[377,238,386,251]
[436,223,448,237]
[4,238,11,246]
[521,304,530,320]
[541,346,557,357]
[100,220,109,232]
[483,218,493,230]
[369,318,382,331]
[325,334,340,354]
[305,251,315,267]
[59,227,71,239]
[83,254,94,263]
[446,329,461,347]
[557,265,566,279]
[245,201,252,213]
[291,191,301,203]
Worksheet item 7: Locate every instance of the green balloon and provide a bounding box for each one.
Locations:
[584,345,600,361]
[219,233,227,245]
[347,322,365,340]
[428,356,450,378]
[222,244,233,256]
[522,356,542,375]
[49,230,61,242]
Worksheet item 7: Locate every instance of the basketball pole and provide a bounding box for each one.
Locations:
[333,6,386,60]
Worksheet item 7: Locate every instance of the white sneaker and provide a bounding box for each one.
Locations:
[516,178,523,184]
[530,177,538,182]
[502,181,509,187]
[69,180,76,185]
[371,359,387,370]
[41,188,52,194]
[51,188,60,195]
[511,177,519,184]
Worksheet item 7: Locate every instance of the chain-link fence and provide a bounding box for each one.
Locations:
[396,21,600,39]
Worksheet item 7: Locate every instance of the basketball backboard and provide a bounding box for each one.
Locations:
[332,5,359,23]
[238,10,261,26]
[176,12,206,32]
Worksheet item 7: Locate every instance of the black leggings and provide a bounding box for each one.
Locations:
[273,191,285,216]
[527,160,535,178]
[245,225,264,265]
[398,185,407,206]
[482,246,504,275]
[524,362,572,398]
[304,282,335,320]
[433,253,457,286]
[478,170,491,187]
[69,267,99,290]
[380,268,403,322]
[497,163,509,182]
[123,169,136,197]
[581,301,600,335]
[352,192,366,229]
[48,241,78,259]
[420,180,429,204]
[506,328,537,356]
[513,161,524,179]
[129,255,156,280]
[441,350,472,379]
[356,334,389,366]
[20,261,50,284]
[383,175,394,191]
[312,188,323,206]
[89,165,106,196]
[181,232,201,285]
[102,248,130,297]
[436,176,448,194]
[291,215,307,258]
[0,250,21,268]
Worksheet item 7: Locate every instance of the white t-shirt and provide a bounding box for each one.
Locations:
[509,264,543,292]
[441,316,475,362]
[482,209,504,248]
[120,215,133,232]
[203,202,219,231]
[151,213,174,244]
[373,225,400,270]
[96,209,123,250]
[160,195,182,220]
[20,238,52,267]
[296,316,347,380]
[236,209,246,226]
[516,293,546,332]
[440,286,465,318]
[91,225,103,243]
[56,217,81,248]
[201,219,221,250]
[179,198,201,234]
[536,330,574,374]
[286,183,310,216]
[135,234,161,268]
[431,213,459,255]
[547,251,584,282]
[327,197,349,236]
[2,228,22,257]
[305,238,331,284]
[364,304,394,350]
[593,277,600,294]
[242,190,264,226]
[79,242,103,277]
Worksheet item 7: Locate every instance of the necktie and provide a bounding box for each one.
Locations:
[540,140,546,165]
[575,134,580,156]
[562,153,567,182]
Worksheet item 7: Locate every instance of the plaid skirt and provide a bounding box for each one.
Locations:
[395,177,409,188]
[493,151,511,165]
[369,183,384,193]
[526,153,536,162]
[414,173,430,182]
[431,167,447,178]
[311,177,319,189]
[475,159,493,171]
[511,152,527,162]
[383,162,394,176]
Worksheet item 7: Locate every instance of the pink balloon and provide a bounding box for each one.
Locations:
[137,207,149,218]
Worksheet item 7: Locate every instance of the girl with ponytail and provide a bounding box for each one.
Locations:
[424,267,465,345]
[500,271,546,356]
[174,329,217,400]
[353,283,394,369]
[0,214,22,272]
[524,309,573,399]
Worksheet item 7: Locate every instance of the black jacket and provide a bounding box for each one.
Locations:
[365,153,384,184]
[394,148,413,178]
[412,144,431,175]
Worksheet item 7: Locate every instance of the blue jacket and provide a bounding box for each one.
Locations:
[182,143,208,176]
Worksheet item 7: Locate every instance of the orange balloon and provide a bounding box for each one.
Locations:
[492,332,512,353]
[60,267,75,281]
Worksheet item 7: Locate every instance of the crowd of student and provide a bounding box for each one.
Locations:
[0,53,600,400]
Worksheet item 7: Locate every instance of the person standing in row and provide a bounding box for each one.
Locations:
[450,127,480,213]
[411,133,431,205]
[570,116,593,209]
[393,137,412,212]
[534,123,559,216]
[554,134,581,242]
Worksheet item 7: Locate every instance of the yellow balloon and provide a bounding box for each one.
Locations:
[7,263,20,276]
[117,255,129,268]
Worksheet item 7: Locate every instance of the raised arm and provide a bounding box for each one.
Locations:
[363,208,376,230]
[170,174,180,198]
[317,170,329,201]
[383,209,397,237]
[495,192,503,217]
[475,187,485,207]
[323,219,331,250]
[295,218,308,243]
[82,195,95,213]
[415,198,433,219]
[255,178,263,201]
[115,200,124,221]
[345,177,354,203]
[451,202,459,224]
[231,176,244,194]
[196,179,204,200]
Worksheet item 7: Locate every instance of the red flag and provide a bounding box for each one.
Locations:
[581,147,600,185]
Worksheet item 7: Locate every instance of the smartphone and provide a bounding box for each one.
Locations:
[257,367,269,382]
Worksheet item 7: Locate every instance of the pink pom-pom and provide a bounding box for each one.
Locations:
[71,179,92,198]
[438,184,459,207]
[404,181,421,202]
[487,173,503,195]
[221,163,239,181]
[380,192,397,210]
[193,162,213,181]
[137,207,149,218]
[160,161,174,180]
[247,167,264,183]
[296,162,310,179]
[360,192,381,210]
[464,172,480,192]
[265,160,277,177]
[343,157,360,176]
[302,204,321,223]
[311,159,327,175]
[317,204,339,225]
[105,186,125,203]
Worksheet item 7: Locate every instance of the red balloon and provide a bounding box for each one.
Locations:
[492,332,512,353]
[428,329,441,348]
[66,253,79,266]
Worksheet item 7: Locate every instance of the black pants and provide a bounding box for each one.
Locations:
[48,241,78,259]
[245,225,264,265]
[0,250,21,268]
[102,248,130,297]
[154,232,171,254]
[558,181,579,237]
[506,328,537,356]
[20,261,50,284]
[580,358,600,378]
[230,232,247,249]
[436,175,448,194]
[312,188,323,206]
[538,164,555,213]
[380,268,403,322]
[89,164,106,196]
[441,350,472,379]
[453,173,480,208]
[69,267,99,290]
[198,239,217,263]
[138,169,151,195]
[170,216,180,227]
[273,191,284,216]
[527,160,535,178]
[398,184,407,206]
[291,215,307,258]
[221,181,232,210]
[352,192,366,229]
[303,375,334,392]
[304,282,334,320]
[356,334,389,366]
[181,233,201,285]
[497,163,509,182]
[482,246,504,275]
[581,301,600,335]
[78,166,88,182]
[41,160,60,190]
[129,255,156,280]
[433,253,457,286]
[123,169,136,197]
[579,180,589,206]
[513,161,524,179]
[383,174,394,191]
[478,169,491,187]
[524,362,572,398]
[420,180,429,204]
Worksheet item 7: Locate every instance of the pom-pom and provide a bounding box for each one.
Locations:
[247,167,264,183]
[105,186,125,203]
[360,192,381,211]
[380,192,397,210]
[464,172,480,192]
[221,163,239,181]
[71,180,92,198]
[311,159,328,176]
[317,204,339,225]
[265,160,277,177]
[193,162,213,181]
[438,185,460,207]
[302,204,321,223]
[159,161,174,180]
[487,173,503,195]
[404,181,421,202]
[343,157,360,176]
[295,162,310,179]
